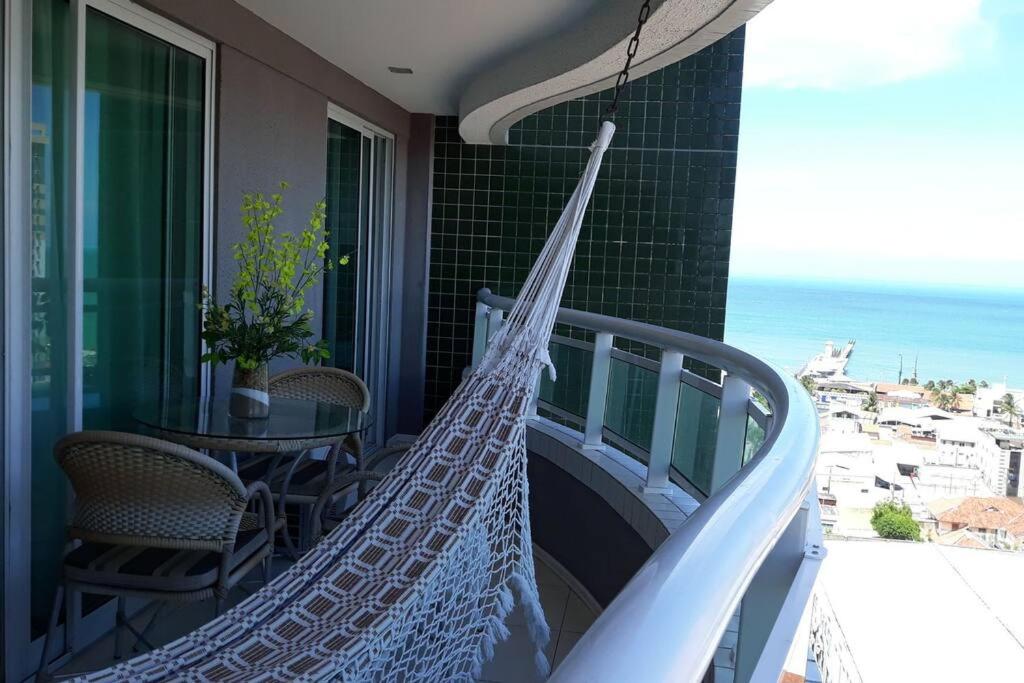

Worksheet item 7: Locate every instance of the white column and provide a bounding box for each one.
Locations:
[645,350,684,494]
[471,300,489,368]
[710,373,753,494]
[582,332,613,449]
[486,307,504,343]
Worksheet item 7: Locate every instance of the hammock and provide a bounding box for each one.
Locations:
[82,121,615,682]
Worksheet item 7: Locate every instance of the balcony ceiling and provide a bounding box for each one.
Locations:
[236,0,773,144]
[234,0,602,114]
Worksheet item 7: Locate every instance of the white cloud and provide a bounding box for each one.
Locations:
[744,0,994,89]
[729,135,1024,288]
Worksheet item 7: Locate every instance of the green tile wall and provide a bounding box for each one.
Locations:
[426,28,744,418]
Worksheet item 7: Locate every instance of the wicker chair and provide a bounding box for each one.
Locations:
[236,367,370,551]
[309,444,410,543]
[38,431,278,675]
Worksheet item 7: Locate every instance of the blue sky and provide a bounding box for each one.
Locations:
[731,0,1024,289]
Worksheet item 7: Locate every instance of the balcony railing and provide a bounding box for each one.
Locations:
[473,288,822,683]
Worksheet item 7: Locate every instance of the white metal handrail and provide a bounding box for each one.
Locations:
[474,288,820,682]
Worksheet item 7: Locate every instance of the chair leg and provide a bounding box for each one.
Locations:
[36,583,64,681]
[114,596,126,660]
[214,596,226,618]
[259,554,271,586]
[65,587,79,653]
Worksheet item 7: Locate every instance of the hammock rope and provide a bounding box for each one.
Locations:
[81,121,616,683]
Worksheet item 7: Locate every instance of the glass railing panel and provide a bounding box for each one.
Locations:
[744,413,767,464]
[671,383,720,495]
[604,357,657,453]
[537,340,591,421]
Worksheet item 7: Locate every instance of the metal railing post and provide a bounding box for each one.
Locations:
[645,350,684,494]
[582,332,613,449]
[710,374,752,493]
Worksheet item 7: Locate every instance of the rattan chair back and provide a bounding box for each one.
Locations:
[55,431,249,552]
[268,367,370,410]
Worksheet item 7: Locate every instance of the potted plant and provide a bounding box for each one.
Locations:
[200,182,335,418]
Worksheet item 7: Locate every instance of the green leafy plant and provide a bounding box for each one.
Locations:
[200,183,336,369]
[870,500,920,541]
[862,391,879,413]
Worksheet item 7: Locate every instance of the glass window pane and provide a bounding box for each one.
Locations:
[744,414,767,464]
[81,8,204,431]
[323,119,364,371]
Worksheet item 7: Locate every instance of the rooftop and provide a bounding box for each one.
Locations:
[819,539,1024,681]
[927,496,1024,536]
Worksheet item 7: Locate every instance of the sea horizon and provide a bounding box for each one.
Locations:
[724,275,1024,387]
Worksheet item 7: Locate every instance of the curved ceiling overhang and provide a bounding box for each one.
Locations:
[458,0,773,145]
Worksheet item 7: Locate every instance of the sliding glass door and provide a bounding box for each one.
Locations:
[82,7,205,430]
[19,0,213,668]
[323,107,394,448]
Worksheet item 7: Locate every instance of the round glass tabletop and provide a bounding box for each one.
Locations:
[134,397,372,444]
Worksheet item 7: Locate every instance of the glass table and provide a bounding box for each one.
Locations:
[134,397,373,558]
[134,396,372,454]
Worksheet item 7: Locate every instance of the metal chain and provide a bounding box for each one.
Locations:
[605,0,653,117]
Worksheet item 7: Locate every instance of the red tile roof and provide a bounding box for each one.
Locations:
[930,497,1024,536]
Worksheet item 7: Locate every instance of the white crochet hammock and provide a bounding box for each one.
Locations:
[82,121,615,682]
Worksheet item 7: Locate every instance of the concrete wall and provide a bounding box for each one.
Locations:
[137,1,428,432]
[214,47,328,386]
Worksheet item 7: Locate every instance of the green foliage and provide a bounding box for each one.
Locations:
[1001,393,1020,427]
[798,374,817,394]
[871,500,920,541]
[752,390,769,411]
[924,378,981,396]
[200,183,338,369]
[935,391,957,411]
[873,512,921,541]
[871,500,912,525]
[862,391,879,413]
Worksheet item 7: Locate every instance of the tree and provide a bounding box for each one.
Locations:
[873,512,922,541]
[980,380,990,389]
[871,500,920,541]
[924,380,936,391]
[935,391,957,412]
[799,375,817,395]
[1001,393,1020,428]
[862,391,879,413]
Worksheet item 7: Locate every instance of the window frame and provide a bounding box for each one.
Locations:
[325,102,395,451]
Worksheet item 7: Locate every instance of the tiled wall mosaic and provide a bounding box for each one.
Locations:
[425,28,745,418]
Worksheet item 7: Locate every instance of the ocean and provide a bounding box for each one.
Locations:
[724,278,1024,387]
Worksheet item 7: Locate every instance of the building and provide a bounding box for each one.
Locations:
[934,419,986,467]
[0,2,822,682]
[927,497,1024,549]
[974,383,1024,422]
[873,382,930,408]
[877,406,954,439]
[978,426,1024,497]
[934,420,1024,497]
